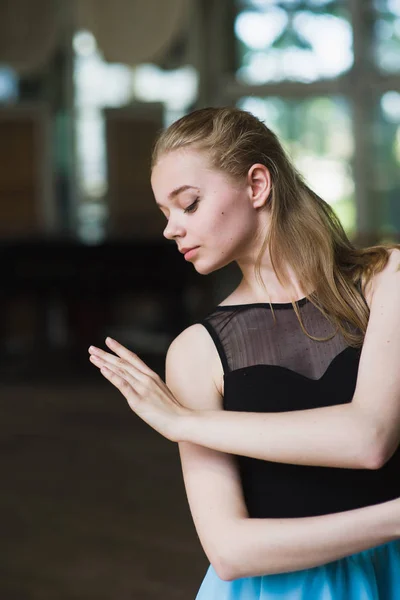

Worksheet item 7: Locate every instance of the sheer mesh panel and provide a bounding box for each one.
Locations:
[203,298,360,380]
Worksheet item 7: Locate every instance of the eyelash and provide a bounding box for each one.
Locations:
[184,197,200,214]
[162,197,199,222]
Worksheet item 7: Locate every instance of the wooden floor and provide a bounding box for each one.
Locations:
[2,370,209,599]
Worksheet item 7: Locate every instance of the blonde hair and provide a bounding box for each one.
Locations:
[152,106,400,347]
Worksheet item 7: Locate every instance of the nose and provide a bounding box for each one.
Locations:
[162,218,185,241]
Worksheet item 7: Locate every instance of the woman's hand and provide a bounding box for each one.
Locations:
[88,337,191,442]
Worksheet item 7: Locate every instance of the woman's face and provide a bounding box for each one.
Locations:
[151,148,269,275]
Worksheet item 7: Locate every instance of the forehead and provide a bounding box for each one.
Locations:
[151,149,212,196]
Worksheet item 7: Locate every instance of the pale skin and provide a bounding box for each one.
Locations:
[89,148,400,580]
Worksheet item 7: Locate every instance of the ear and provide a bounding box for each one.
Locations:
[247,163,272,209]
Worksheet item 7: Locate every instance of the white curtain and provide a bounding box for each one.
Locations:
[75,0,188,65]
[0,0,59,74]
[0,0,189,74]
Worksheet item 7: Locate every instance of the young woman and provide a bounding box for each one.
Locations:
[89,107,400,598]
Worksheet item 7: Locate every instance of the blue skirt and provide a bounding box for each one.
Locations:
[195,540,400,599]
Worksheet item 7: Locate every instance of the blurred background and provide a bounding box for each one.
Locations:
[1,0,400,598]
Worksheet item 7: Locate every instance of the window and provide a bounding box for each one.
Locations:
[374,0,400,73]
[235,0,352,83]
[375,91,400,238]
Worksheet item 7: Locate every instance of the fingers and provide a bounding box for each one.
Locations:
[89,346,151,399]
[89,352,133,381]
[88,343,140,380]
[99,364,137,404]
[89,338,155,379]
[106,337,154,375]
[93,356,139,391]
[89,350,122,371]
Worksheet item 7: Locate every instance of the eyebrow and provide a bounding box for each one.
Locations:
[156,185,198,208]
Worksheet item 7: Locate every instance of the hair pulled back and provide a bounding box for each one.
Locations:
[152,107,400,347]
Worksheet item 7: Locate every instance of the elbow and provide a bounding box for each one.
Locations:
[364,438,392,470]
[214,564,236,582]
[364,452,383,470]
[366,447,394,470]
[213,561,235,582]
[211,537,239,582]
[211,520,252,581]
[358,417,393,470]
[212,552,237,582]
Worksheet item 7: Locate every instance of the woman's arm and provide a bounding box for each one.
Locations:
[90,252,400,471]
[166,326,400,582]
[89,322,400,581]
[180,404,375,469]
[224,497,400,580]
[179,252,400,470]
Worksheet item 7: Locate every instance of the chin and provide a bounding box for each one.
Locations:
[193,257,232,276]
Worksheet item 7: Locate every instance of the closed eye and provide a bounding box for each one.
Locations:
[160,197,200,221]
[184,198,199,214]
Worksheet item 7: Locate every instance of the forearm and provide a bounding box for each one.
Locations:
[224,497,400,580]
[180,405,377,469]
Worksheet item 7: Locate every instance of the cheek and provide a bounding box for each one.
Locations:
[208,207,253,249]
[207,210,229,239]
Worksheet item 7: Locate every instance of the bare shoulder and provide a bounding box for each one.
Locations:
[364,247,400,308]
[165,323,224,408]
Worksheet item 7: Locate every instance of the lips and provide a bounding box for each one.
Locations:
[183,247,200,260]
[179,246,199,254]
